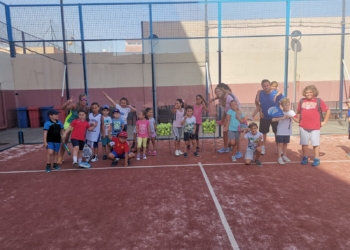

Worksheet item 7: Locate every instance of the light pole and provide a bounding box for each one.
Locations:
[149,34,159,122]
[291,30,302,110]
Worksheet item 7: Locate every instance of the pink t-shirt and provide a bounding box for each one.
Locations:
[173,109,184,127]
[136,119,150,138]
[193,104,203,124]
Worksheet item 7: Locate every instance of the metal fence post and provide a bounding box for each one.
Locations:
[339,0,346,119]
[60,0,70,100]
[283,0,291,97]
[218,2,222,138]
[149,3,157,122]
[5,5,15,58]
[78,4,89,101]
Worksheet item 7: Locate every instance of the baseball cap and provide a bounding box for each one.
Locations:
[113,108,120,113]
[118,131,128,138]
[47,109,60,116]
[102,105,110,110]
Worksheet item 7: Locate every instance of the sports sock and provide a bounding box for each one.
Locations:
[73,156,77,162]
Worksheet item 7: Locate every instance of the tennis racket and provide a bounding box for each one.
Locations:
[267,106,284,118]
[63,142,71,155]
[82,144,92,162]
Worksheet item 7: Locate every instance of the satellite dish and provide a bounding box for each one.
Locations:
[148,34,159,46]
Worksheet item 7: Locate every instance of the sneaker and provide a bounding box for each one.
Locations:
[255,160,263,167]
[235,152,243,159]
[247,116,254,121]
[282,156,291,163]
[79,162,91,168]
[278,157,285,165]
[301,156,308,165]
[102,155,107,160]
[178,150,184,155]
[261,146,266,155]
[196,147,200,152]
[194,152,199,157]
[183,153,188,157]
[231,156,237,162]
[152,151,157,156]
[147,151,152,156]
[136,154,140,160]
[45,165,51,173]
[91,156,98,162]
[72,162,78,167]
[143,155,147,160]
[53,164,61,170]
[175,150,179,156]
[111,159,118,166]
[218,147,229,153]
[312,158,320,167]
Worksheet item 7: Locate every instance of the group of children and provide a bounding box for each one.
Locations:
[43,82,333,172]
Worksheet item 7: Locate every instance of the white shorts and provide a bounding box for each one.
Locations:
[245,148,255,160]
[299,127,320,146]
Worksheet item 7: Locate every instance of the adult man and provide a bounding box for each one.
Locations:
[255,79,284,155]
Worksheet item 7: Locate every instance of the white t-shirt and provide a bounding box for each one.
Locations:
[115,104,131,124]
[102,116,112,136]
[86,113,101,142]
[276,110,296,136]
[182,116,196,133]
[244,131,263,150]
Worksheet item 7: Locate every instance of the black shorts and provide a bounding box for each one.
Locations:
[71,139,85,150]
[276,135,290,143]
[184,132,195,141]
[259,118,278,134]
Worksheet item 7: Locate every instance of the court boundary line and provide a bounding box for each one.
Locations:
[198,162,240,250]
[0,159,349,174]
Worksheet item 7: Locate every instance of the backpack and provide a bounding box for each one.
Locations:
[299,98,324,123]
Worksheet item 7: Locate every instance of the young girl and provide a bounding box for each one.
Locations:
[193,94,209,152]
[146,108,157,156]
[171,99,185,156]
[58,93,90,164]
[62,110,97,168]
[102,91,136,132]
[101,105,112,160]
[251,81,282,120]
[85,102,102,162]
[136,110,150,160]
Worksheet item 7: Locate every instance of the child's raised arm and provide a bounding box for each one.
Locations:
[61,97,76,111]
[273,90,283,102]
[102,91,117,107]
[128,105,136,112]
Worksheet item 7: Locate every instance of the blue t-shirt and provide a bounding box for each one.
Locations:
[44,120,64,142]
[227,109,244,132]
[259,90,284,119]
[111,118,125,136]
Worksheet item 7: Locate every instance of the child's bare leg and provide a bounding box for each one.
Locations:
[255,146,261,160]
[277,143,283,158]
[78,150,83,163]
[53,151,58,165]
[313,146,320,158]
[151,138,156,151]
[223,130,228,148]
[230,140,236,156]
[47,149,53,167]
[245,159,251,165]
[302,145,308,157]
[283,143,288,157]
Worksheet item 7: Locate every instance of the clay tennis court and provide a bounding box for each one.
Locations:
[1,134,350,249]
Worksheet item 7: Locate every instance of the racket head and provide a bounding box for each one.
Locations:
[267,106,284,118]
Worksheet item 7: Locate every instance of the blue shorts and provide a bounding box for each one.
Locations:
[47,142,61,152]
[111,151,126,158]
[71,139,85,150]
[276,135,290,144]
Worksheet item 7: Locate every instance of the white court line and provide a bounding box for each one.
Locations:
[198,162,240,250]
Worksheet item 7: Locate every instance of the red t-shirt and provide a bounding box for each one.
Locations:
[70,119,90,141]
[111,137,129,155]
[298,98,328,130]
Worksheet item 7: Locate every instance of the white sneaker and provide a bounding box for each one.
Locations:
[261,146,266,155]
[278,157,285,165]
[178,150,184,155]
[91,156,98,162]
[175,150,179,156]
[282,156,291,163]
[143,155,147,160]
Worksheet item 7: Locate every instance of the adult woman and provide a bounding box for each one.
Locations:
[57,93,90,164]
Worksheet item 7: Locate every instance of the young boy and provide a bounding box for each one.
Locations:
[108,131,135,167]
[101,105,112,160]
[346,99,350,157]
[224,100,245,162]
[272,98,299,165]
[43,109,64,173]
[243,122,263,167]
[181,106,198,157]
[110,109,125,138]
[297,85,330,167]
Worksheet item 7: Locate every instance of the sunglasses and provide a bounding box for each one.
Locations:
[119,137,127,139]
[80,98,87,101]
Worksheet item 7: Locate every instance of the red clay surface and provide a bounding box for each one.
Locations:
[1,135,350,249]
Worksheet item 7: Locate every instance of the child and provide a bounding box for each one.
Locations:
[43,109,64,173]
[224,100,245,162]
[272,98,299,165]
[135,110,150,160]
[85,102,102,162]
[297,85,330,167]
[171,99,185,156]
[111,109,125,137]
[243,122,263,167]
[146,108,157,155]
[251,81,283,120]
[346,99,350,157]
[108,131,135,167]
[101,105,112,160]
[102,91,136,132]
[193,94,209,152]
[62,109,97,168]
[181,106,198,157]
